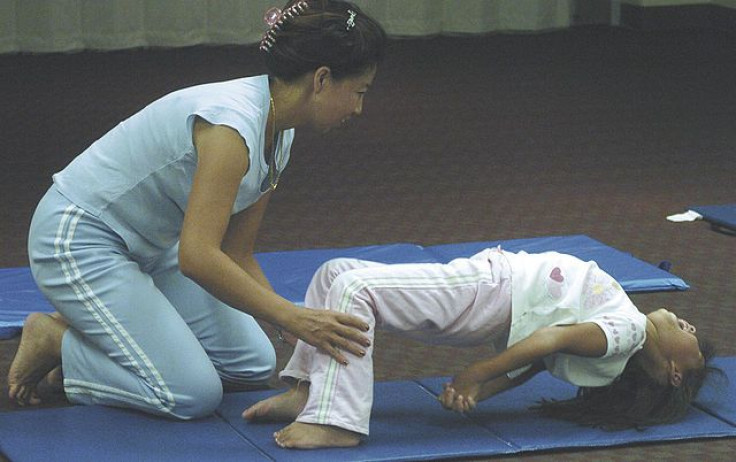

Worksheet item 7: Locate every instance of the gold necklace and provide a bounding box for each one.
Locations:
[266,96,282,191]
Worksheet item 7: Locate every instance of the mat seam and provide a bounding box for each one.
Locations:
[412,378,522,453]
[214,409,277,462]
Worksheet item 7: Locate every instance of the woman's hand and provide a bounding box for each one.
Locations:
[286,307,371,365]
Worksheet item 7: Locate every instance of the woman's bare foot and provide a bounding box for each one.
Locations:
[43,366,64,392]
[42,313,66,392]
[242,382,309,422]
[7,312,65,406]
[48,311,64,322]
[274,422,361,449]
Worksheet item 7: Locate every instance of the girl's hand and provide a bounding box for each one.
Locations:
[287,307,371,365]
[439,382,477,413]
[441,367,484,412]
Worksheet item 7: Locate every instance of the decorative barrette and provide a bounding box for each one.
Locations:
[259,1,309,53]
[346,9,356,31]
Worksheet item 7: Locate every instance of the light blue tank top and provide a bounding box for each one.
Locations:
[53,75,294,258]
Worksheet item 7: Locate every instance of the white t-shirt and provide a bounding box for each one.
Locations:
[503,250,647,387]
[53,75,294,258]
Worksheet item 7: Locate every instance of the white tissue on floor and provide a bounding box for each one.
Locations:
[666,210,703,222]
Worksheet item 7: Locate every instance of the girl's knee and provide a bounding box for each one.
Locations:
[314,258,359,284]
[329,272,376,319]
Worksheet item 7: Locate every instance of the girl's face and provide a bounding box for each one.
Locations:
[311,66,377,132]
[648,308,704,374]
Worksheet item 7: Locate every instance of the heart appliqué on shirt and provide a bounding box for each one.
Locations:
[550,267,564,283]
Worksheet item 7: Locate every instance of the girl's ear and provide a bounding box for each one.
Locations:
[313,66,332,93]
[669,362,683,387]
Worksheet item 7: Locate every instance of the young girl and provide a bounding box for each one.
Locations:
[244,247,716,449]
[8,1,386,419]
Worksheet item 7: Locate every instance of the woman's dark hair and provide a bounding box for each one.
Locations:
[535,337,721,430]
[261,0,387,81]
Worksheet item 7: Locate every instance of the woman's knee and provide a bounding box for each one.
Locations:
[217,341,277,390]
[167,365,224,420]
[251,343,277,381]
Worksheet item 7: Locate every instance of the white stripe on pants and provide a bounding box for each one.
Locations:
[280,250,512,435]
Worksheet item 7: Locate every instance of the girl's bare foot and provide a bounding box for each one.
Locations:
[7,313,65,406]
[242,382,309,422]
[274,422,361,449]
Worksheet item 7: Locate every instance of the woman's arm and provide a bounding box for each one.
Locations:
[220,186,274,289]
[222,191,299,345]
[179,119,369,364]
[441,322,607,412]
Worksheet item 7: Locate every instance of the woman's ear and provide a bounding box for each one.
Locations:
[313,66,332,93]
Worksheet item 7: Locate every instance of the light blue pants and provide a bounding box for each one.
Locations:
[28,186,276,419]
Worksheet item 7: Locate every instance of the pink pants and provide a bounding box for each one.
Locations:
[280,249,513,435]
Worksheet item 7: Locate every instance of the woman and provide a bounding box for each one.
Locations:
[8,0,387,419]
[244,248,717,449]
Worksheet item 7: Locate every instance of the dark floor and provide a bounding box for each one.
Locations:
[1,25,735,461]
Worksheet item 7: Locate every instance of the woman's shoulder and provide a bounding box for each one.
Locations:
[149,75,270,134]
[164,74,268,103]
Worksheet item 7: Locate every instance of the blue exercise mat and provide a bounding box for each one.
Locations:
[217,382,515,462]
[690,204,736,234]
[419,370,735,453]
[0,405,270,462]
[1,358,734,461]
[0,267,55,339]
[693,357,736,426]
[0,235,688,339]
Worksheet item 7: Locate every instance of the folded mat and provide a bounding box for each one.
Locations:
[690,204,736,234]
[1,357,733,461]
[0,235,688,339]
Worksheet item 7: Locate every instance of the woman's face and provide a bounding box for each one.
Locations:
[311,66,377,132]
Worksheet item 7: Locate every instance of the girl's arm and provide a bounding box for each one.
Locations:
[441,322,607,412]
[437,361,546,412]
[439,360,545,412]
[179,120,369,365]
[477,359,546,399]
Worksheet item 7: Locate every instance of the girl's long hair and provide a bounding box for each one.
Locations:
[535,337,720,430]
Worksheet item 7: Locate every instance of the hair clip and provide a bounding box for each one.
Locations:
[260,1,309,53]
[263,6,282,27]
[346,9,357,31]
